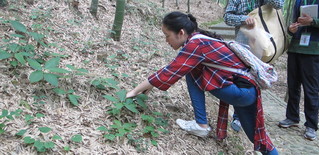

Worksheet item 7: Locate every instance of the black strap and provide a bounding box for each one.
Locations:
[258,4,278,63]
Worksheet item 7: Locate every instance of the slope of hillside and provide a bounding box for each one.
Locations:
[0,0,254,154]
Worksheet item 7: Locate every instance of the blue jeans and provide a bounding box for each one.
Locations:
[185,74,278,155]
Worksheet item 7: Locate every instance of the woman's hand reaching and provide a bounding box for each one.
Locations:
[126,80,154,98]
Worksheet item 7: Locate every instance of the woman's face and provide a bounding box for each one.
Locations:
[162,25,188,50]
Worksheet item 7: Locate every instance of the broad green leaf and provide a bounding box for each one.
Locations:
[102,95,118,102]
[114,102,124,110]
[9,61,18,67]
[68,94,80,106]
[47,67,70,73]
[44,57,60,69]
[16,129,27,136]
[122,73,129,77]
[39,127,51,133]
[137,94,148,101]
[143,126,154,133]
[0,109,8,117]
[24,114,34,122]
[27,58,42,70]
[113,120,122,127]
[125,98,133,104]
[66,64,76,70]
[23,44,35,53]
[117,129,126,136]
[0,51,12,60]
[29,70,44,83]
[64,146,70,151]
[106,78,119,87]
[10,33,25,38]
[96,126,108,131]
[157,128,169,133]
[44,141,55,149]
[116,90,127,102]
[77,68,89,73]
[66,89,74,94]
[71,134,82,143]
[151,131,159,137]
[52,135,62,140]
[29,32,44,41]
[124,103,138,113]
[44,73,58,86]
[35,113,45,118]
[23,136,35,144]
[14,53,26,65]
[0,128,4,134]
[103,134,116,141]
[151,139,158,146]
[53,88,66,95]
[123,123,136,129]
[8,43,21,53]
[34,140,46,152]
[10,20,28,33]
[141,115,155,123]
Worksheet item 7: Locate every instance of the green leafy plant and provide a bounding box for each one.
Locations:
[71,134,82,143]
[23,136,55,152]
[0,109,22,134]
[105,91,148,116]
[28,57,70,86]
[97,120,136,141]
[53,88,81,106]
[91,77,119,90]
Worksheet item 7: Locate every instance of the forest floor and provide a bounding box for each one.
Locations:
[0,0,307,154]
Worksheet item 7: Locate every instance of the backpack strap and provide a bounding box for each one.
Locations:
[190,34,249,76]
[201,62,249,76]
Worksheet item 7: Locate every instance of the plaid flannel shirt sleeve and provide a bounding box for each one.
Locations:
[266,0,284,9]
[224,0,250,26]
[148,41,204,91]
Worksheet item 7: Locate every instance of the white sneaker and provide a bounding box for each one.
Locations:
[176,119,211,138]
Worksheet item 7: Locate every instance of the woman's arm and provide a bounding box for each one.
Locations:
[126,79,154,98]
[224,0,249,26]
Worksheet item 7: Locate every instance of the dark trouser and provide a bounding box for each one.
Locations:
[287,53,319,130]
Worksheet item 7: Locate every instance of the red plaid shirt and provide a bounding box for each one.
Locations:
[149,33,275,152]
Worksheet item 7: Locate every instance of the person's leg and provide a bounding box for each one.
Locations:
[286,53,302,122]
[185,74,207,125]
[233,101,256,142]
[300,54,319,131]
[175,74,211,138]
[210,84,257,142]
[210,85,278,154]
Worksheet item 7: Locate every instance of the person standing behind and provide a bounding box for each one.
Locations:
[223,0,284,132]
[278,0,319,141]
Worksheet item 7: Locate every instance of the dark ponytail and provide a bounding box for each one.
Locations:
[162,11,222,40]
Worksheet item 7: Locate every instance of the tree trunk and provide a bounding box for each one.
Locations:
[90,0,99,18]
[162,0,165,8]
[175,0,178,7]
[187,0,190,13]
[111,0,126,41]
[0,0,8,7]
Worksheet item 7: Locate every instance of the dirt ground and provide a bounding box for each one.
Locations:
[0,0,290,154]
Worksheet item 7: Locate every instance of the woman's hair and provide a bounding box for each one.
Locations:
[162,11,222,40]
